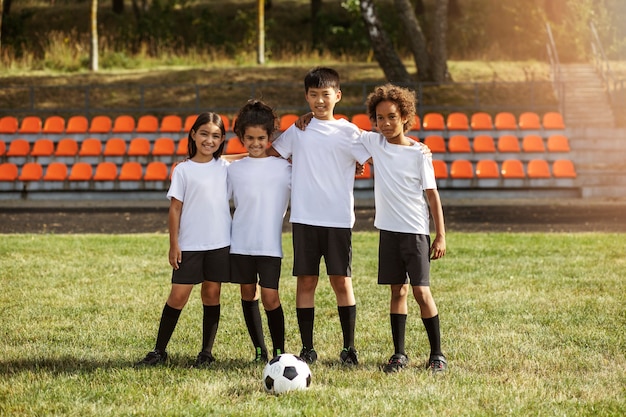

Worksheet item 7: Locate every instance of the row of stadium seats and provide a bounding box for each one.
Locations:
[0,111,565,139]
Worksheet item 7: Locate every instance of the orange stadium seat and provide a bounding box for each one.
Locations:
[144,161,169,181]
[184,115,198,132]
[494,112,517,130]
[43,162,69,181]
[423,135,446,153]
[450,160,473,179]
[351,113,372,130]
[18,116,42,134]
[103,138,127,157]
[552,159,576,178]
[118,161,143,180]
[30,139,55,158]
[160,115,183,133]
[176,137,189,156]
[448,135,471,153]
[79,138,103,157]
[522,134,545,153]
[88,115,112,134]
[152,137,176,157]
[470,112,494,131]
[127,137,151,157]
[136,115,159,133]
[542,112,565,130]
[225,138,247,155]
[65,116,89,134]
[432,159,448,179]
[518,112,541,130]
[0,140,5,157]
[68,162,93,181]
[497,135,520,153]
[280,114,300,131]
[546,134,570,153]
[6,139,30,158]
[501,159,525,179]
[18,162,43,181]
[0,162,19,181]
[422,113,445,131]
[473,135,496,153]
[0,116,19,134]
[335,114,349,121]
[93,161,118,181]
[112,115,136,134]
[42,116,66,134]
[54,138,79,157]
[475,159,500,179]
[446,112,469,131]
[219,114,230,131]
[527,159,551,178]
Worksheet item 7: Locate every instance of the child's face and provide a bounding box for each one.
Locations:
[305,87,341,120]
[191,122,225,159]
[242,125,269,158]
[375,101,407,142]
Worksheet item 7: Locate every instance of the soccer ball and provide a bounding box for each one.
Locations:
[262,353,312,394]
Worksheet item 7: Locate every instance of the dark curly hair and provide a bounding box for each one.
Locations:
[233,99,279,142]
[365,84,417,133]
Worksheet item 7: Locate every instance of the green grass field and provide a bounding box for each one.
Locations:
[1,232,624,416]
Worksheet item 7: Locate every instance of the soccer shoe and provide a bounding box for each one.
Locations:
[135,349,167,367]
[428,354,447,373]
[382,353,408,373]
[192,351,215,368]
[272,348,283,358]
[299,347,318,364]
[339,346,359,366]
[253,346,269,363]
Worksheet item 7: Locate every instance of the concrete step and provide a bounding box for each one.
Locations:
[581,185,626,198]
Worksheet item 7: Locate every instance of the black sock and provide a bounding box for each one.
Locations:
[338,305,357,349]
[266,304,285,355]
[155,303,182,352]
[201,304,220,355]
[390,313,407,355]
[296,307,315,349]
[242,299,267,354]
[422,314,442,357]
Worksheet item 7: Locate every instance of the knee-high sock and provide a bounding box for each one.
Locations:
[242,299,267,353]
[390,313,407,355]
[201,304,220,355]
[338,305,357,349]
[155,303,182,352]
[266,305,285,355]
[296,307,315,349]
[422,314,442,357]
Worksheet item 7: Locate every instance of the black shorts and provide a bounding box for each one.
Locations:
[378,231,430,286]
[230,254,282,290]
[171,247,231,285]
[292,223,352,277]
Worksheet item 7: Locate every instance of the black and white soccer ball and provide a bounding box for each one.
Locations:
[262,353,312,394]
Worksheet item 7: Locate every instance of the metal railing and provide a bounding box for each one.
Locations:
[545,23,564,115]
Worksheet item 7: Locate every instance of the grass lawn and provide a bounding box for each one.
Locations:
[0,232,624,416]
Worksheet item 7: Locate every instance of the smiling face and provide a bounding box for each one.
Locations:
[242,125,269,158]
[375,100,408,144]
[190,122,225,161]
[305,86,342,121]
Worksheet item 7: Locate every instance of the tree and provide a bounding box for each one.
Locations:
[0,0,3,53]
[112,0,124,14]
[91,0,99,72]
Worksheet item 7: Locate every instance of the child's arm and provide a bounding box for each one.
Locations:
[168,198,183,270]
[425,188,446,260]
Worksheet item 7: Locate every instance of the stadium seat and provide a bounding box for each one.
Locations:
[335,114,349,121]
[0,141,5,158]
[351,113,372,131]
[432,159,448,179]
[0,116,19,134]
[450,160,473,179]
[176,137,189,156]
[446,112,469,131]
[280,114,300,131]
[422,113,445,131]
[542,112,565,130]
[18,162,43,181]
[30,139,55,158]
[135,115,159,133]
[494,112,517,130]
[470,112,494,131]
[527,159,551,178]
[18,116,42,134]
[103,138,127,157]
[160,115,183,133]
[88,115,112,134]
[219,114,231,132]
[152,137,176,157]
[68,162,93,181]
[552,159,576,178]
[6,139,30,158]
[497,135,520,153]
[410,115,421,132]
[112,115,136,134]
[448,135,471,153]
[78,138,103,157]
[127,137,151,157]
[0,162,18,181]
[65,116,89,134]
[473,135,496,153]
[225,138,247,155]
[43,162,69,181]
[475,159,500,179]
[184,115,198,132]
[500,159,525,178]
[93,161,118,181]
[518,112,541,131]
[118,161,143,180]
[42,116,66,134]
[144,161,169,181]
[423,135,446,153]
[546,134,570,153]
[54,138,79,157]
[521,134,545,153]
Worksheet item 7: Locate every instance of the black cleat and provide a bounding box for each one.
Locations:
[339,347,359,366]
[135,349,168,367]
[428,354,447,373]
[253,346,269,363]
[192,352,215,368]
[382,353,408,373]
[299,347,318,364]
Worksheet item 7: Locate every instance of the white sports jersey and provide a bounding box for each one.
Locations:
[228,156,291,257]
[358,131,437,234]
[167,158,231,251]
[272,117,370,228]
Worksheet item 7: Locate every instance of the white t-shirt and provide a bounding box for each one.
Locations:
[358,131,437,234]
[228,156,292,257]
[167,158,231,251]
[272,117,370,228]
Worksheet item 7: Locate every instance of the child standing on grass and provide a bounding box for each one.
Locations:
[357,84,448,373]
[136,112,231,368]
[228,100,291,362]
[266,67,372,366]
